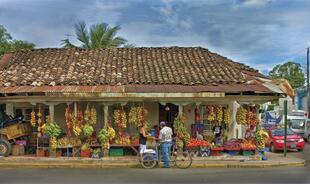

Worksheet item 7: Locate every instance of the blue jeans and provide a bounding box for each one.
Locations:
[161,142,172,167]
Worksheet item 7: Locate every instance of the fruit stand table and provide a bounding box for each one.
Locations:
[210,147,224,156]
[110,144,140,155]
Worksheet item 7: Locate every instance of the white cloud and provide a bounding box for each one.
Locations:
[238,0,273,7]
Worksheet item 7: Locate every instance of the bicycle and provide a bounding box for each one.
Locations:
[140,142,192,169]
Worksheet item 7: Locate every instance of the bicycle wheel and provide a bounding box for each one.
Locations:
[175,152,192,169]
[141,153,157,169]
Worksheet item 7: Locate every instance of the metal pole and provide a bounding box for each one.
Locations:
[284,100,288,157]
[307,48,310,117]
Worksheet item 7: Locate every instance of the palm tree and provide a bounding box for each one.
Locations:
[61,21,133,48]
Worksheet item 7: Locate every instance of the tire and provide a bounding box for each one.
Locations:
[175,152,192,169]
[270,143,276,153]
[0,138,11,157]
[298,149,304,152]
[141,153,157,169]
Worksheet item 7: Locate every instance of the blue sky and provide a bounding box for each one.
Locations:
[0,0,310,74]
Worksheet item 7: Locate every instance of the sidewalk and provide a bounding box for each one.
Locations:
[0,152,305,169]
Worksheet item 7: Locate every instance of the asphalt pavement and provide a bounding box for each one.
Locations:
[0,143,309,184]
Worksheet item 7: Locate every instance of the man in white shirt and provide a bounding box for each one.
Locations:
[158,121,173,168]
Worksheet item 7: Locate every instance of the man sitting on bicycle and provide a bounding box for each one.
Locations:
[158,121,173,168]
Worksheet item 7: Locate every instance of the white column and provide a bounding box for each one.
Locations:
[5,103,14,117]
[178,105,184,116]
[48,103,55,122]
[103,105,109,127]
[74,102,77,117]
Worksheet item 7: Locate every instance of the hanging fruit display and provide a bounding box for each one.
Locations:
[90,106,97,125]
[216,105,223,122]
[84,105,91,123]
[246,108,251,125]
[42,121,62,149]
[114,109,127,129]
[30,110,36,127]
[236,106,247,125]
[107,126,116,140]
[37,107,43,137]
[251,107,257,127]
[65,106,72,139]
[223,108,231,125]
[83,123,94,137]
[207,106,215,122]
[173,116,190,144]
[128,106,147,127]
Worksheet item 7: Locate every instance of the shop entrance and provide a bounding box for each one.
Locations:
[159,103,178,127]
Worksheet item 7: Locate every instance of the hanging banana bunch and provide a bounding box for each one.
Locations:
[223,108,231,125]
[30,110,36,127]
[207,106,215,122]
[216,105,223,122]
[37,107,43,137]
[84,104,91,123]
[90,106,97,125]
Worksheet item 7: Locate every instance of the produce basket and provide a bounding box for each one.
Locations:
[242,150,255,156]
[109,148,124,156]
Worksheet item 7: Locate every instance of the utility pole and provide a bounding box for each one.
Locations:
[307,48,310,117]
[284,100,288,157]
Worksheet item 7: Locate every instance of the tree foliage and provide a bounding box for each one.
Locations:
[0,25,35,56]
[268,61,305,89]
[61,21,133,48]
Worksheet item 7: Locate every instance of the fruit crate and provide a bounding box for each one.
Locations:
[242,150,255,156]
[109,148,124,156]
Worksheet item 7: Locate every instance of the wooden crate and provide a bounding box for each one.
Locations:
[36,148,47,157]
[12,145,25,156]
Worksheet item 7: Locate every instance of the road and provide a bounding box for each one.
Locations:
[0,144,309,184]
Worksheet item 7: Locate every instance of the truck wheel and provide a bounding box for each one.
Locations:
[0,139,11,157]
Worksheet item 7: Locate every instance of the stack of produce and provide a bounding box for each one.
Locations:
[30,110,36,127]
[128,106,147,127]
[224,139,241,150]
[255,129,269,150]
[42,121,62,149]
[98,125,116,149]
[236,107,247,125]
[115,135,131,145]
[57,137,81,147]
[206,106,215,122]
[223,108,231,125]
[216,106,223,122]
[187,139,210,147]
[173,116,190,144]
[240,139,256,150]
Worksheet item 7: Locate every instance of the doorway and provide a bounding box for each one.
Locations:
[159,103,178,127]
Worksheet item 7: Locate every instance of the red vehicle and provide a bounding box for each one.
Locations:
[267,128,305,152]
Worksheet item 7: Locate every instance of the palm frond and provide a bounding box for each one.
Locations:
[60,38,77,48]
[123,43,135,48]
[74,21,90,48]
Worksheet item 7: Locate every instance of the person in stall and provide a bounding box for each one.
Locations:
[139,123,151,155]
[213,121,223,145]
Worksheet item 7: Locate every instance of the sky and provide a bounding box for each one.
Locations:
[0,0,310,74]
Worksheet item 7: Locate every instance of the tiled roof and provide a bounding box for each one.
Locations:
[0,47,262,87]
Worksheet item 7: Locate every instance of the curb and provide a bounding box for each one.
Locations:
[0,161,305,169]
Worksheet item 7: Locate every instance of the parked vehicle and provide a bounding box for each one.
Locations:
[266,128,305,152]
[0,112,31,156]
[264,109,310,141]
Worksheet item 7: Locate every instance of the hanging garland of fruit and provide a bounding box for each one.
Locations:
[114,109,127,145]
[252,108,257,127]
[84,105,91,123]
[255,129,269,150]
[128,106,147,127]
[90,106,97,125]
[216,105,223,122]
[223,107,231,125]
[236,106,247,125]
[37,106,43,137]
[173,116,190,145]
[207,106,215,122]
[65,106,72,140]
[30,110,36,127]
[246,107,251,125]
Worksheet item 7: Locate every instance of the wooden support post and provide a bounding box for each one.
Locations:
[48,103,55,122]
[103,105,109,127]
[5,103,14,117]
[178,105,184,116]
